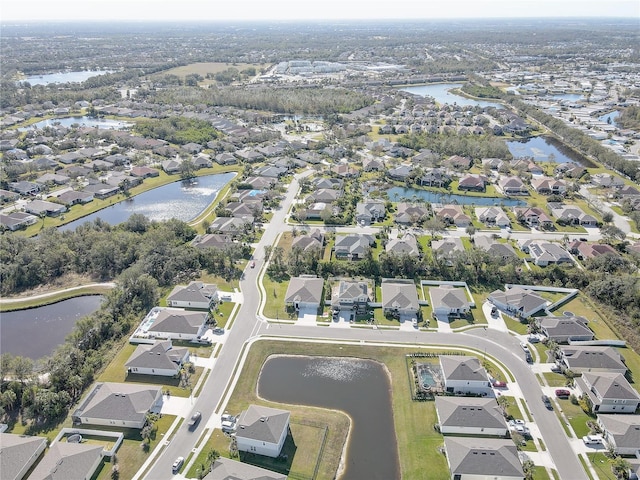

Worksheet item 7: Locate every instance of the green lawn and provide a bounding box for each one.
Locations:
[97,343,206,397]
[224,340,452,480]
[502,314,530,334]
[213,301,236,329]
[542,372,569,387]
[261,275,292,320]
[558,398,593,438]
[93,415,177,480]
[586,452,618,480]
[0,286,113,312]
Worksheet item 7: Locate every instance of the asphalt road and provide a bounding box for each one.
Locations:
[142,168,588,480]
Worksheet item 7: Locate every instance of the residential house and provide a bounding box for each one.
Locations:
[440,356,492,396]
[435,397,508,436]
[430,286,470,319]
[28,442,103,480]
[209,216,253,238]
[381,279,420,320]
[334,234,375,260]
[394,203,430,225]
[191,233,235,251]
[312,177,343,191]
[235,405,290,458]
[386,234,420,257]
[146,308,208,341]
[550,205,598,227]
[9,181,40,196]
[432,238,465,260]
[458,174,487,192]
[162,159,182,174]
[538,316,594,343]
[576,372,640,414]
[126,340,190,377]
[0,212,38,231]
[291,230,325,254]
[474,235,518,260]
[363,157,385,172]
[569,241,618,260]
[205,457,287,480]
[355,200,386,225]
[0,189,19,202]
[24,199,67,217]
[481,158,505,170]
[499,176,528,195]
[57,190,94,206]
[332,280,370,314]
[554,162,585,179]
[306,188,341,203]
[434,205,471,227]
[255,165,287,178]
[214,152,238,165]
[444,437,524,480]
[475,207,511,228]
[387,164,413,181]
[513,207,553,229]
[559,346,627,375]
[531,177,567,195]
[520,241,573,267]
[72,382,163,428]
[285,276,324,313]
[488,286,548,319]
[0,433,47,480]
[35,173,70,186]
[244,176,277,190]
[591,174,625,189]
[82,182,120,199]
[444,155,472,170]
[167,282,218,310]
[598,415,640,456]
[130,166,160,178]
[418,168,451,188]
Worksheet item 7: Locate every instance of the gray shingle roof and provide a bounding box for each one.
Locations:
[149,309,208,335]
[0,433,47,480]
[582,372,640,400]
[236,405,290,444]
[285,276,324,305]
[436,397,507,430]
[73,382,161,425]
[561,346,627,372]
[167,282,217,304]
[430,286,469,310]
[598,414,640,450]
[445,437,524,478]
[205,457,287,480]
[29,442,103,480]
[440,356,489,383]
[125,340,189,371]
[381,280,419,311]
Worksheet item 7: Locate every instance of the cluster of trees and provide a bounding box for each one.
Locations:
[397,131,511,159]
[617,105,640,130]
[134,116,219,145]
[153,85,374,115]
[0,215,248,296]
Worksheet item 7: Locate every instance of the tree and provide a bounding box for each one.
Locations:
[522,459,535,480]
[465,225,476,240]
[425,217,446,238]
[611,457,630,480]
[602,211,614,224]
[600,225,626,244]
[180,157,196,181]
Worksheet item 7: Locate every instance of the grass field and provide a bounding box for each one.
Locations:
[222,340,455,480]
[0,286,112,312]
[155,62,264,80]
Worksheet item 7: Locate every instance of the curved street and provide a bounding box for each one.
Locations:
[139,168,589,480]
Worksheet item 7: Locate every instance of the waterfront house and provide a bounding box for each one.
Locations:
[146,308,208,341]
[205,457,287,480]
[475,207,511,228]
[167,282,218,310]
[235,405,290,458]
[440,355,492,396]
[444,437,524,480]
[126,340,190,377]
[435,397,508,436]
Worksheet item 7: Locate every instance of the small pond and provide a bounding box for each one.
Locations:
[258,356,400,480]
[386,187,526,206]
[22,70,111,86]
[400,83,503,109]
[21,116,132,131]
[598,110,619,124]
[506,136,596,167]
[60,172,235,231]
[0,295,104,360]
[549,93,584,102]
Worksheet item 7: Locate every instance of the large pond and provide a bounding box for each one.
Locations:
[60,172,236,231]
[387,187,526,206]
[549,93,584,102]
[258,356,400,480]
[22,70,111,86]
[506,136,595,167]
[21,116,132,131]
[400,83,503,109]
[0,296,104,360]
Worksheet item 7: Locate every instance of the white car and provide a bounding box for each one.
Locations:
[520,342,530,353]
[221,420,236,433]
[509,419,526,427]
[172,456,184,473]
[583,435,603,445]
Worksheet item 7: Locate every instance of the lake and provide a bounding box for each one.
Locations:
[60,172,236,231]
[0,296,104,360]
[258,356,400,480]
[387,187,525,206]
[23,70,111,86]
[400,83,503,109]
[21,116,132,131]
[506,136,595,167]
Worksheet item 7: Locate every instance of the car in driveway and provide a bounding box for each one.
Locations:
[542,394,553,409]
[582,435,603,445]
[550,364,562,373]
[221,420,236,433]
[492,380,507,388]
[555,389,571,398]
[172,456,184,473]
[490,306,498,317]
[188,411,202,430]
[509,419,526,427]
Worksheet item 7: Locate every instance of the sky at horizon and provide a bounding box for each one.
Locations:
[2,0,639,22]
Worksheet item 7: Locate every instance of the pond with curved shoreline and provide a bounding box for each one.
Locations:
[60,172,236,231]
[387,187,526,207]
[400,83,503,109]
[506,136,596,167]
[0,295,104,360]
[258,355,400,480]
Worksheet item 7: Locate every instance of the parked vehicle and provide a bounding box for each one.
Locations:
[491,306,498,317]
[221,420,236,433]
[172,457,184,473]
[520,342,530,354]
[221,413,235,423]
[550,364,562,373]
[542,394,553,409]
[492,380,507,388]
[188,411,202,429]
[509,419,526,426]
[582,435,603,445]
[555,389,571,398]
